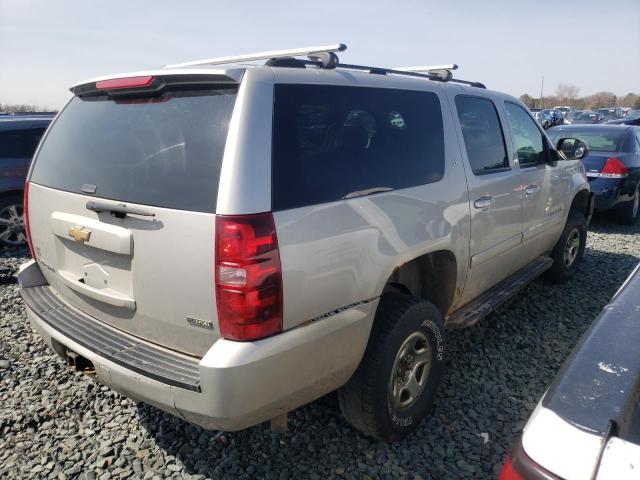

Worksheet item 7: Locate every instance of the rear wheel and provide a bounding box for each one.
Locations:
[0,195,26,247]
[617,184,640,225]
[338,294,446,441]
[544,210,587,283]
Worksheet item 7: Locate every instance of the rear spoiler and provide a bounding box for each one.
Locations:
[542,261,640,439]
[70,69,244,96]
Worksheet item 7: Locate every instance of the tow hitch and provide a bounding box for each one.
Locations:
[66,350,96,378]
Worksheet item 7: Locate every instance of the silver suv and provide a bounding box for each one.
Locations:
[19,45,593,441]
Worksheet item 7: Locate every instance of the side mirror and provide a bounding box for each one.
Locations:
[556,138,588,160]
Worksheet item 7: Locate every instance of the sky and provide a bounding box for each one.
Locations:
[1,0,639,109]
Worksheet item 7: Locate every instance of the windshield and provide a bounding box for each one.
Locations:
[625,111,640,121]
[574,112,596,120]
[547,129,626,152]
[30,88,237,213]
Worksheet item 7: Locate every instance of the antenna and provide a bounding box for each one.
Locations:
[162,44,347,69]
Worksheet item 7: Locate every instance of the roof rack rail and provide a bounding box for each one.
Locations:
[162,44,346,69]
[162,43,486,88]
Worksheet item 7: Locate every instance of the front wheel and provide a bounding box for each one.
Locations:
[338,294,446,441]
[544,210,587,283]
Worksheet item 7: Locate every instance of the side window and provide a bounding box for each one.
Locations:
[455,96,509,175]
[272,85,445,211]
[0,128,46,159]
[504,102,546,167]
[0,130,26,159]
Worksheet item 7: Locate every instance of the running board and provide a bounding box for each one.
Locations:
[446,257,553,329]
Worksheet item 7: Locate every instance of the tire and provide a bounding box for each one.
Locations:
[616,183,640,225]
[338,293,446,441]
[544,210,587,283]
[0,194,26,247]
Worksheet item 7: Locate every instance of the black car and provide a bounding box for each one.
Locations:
[500,263,640,480]
[547,125,640,223]
[0,114,53,246]
[571,110,604,124]
[607,109,640,126]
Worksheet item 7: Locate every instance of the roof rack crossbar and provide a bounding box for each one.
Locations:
[395,64,459,72]
[162,43,346,69]
[161,43,486,88]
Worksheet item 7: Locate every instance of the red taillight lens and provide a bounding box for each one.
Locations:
[600,157,628,178]
[498,458,524,480]
[96,76,154,91]
[215,213,283,341]
[23,181,35,259]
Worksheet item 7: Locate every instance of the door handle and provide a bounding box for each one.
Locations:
[473,196,496,209]
[525,184,541,195]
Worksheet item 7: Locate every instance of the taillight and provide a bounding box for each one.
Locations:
[600,157,628,178]
[23,181,35,259]
[215,213,283,341]
[96,76,154,91]
[498,458,524,480]
[499,438,560,480]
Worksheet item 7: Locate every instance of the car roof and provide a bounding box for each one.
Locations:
[0,115,53,130]
[70,64,506,101]
[551,124,634,134]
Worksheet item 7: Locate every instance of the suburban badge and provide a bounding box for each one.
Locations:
[186,316,214,330]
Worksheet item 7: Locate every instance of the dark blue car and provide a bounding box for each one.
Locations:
[548,124,640,224]
[0,114,53,246]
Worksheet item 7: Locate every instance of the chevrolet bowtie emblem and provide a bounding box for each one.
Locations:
[68,226,91,243]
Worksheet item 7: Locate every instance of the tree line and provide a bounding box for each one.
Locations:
[519,84,640,110]
[0,103,58,114]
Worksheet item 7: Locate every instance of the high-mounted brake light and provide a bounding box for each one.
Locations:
[23,182,36,259]
[599,157,628,178]
[215,213,283,341]
[96,76,154,91]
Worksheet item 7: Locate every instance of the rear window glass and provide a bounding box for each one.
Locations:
[546,129,626,152]
[272,84,444,211]
[0,128,47,159]
[30,88,237,213]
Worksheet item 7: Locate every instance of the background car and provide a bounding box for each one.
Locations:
[532,111,550,129]
[607,109,640,126]
[548,124,640,223]
[571,110,604,124]
[542,108,563,126]
[0,114,53,246]
[499,262,640,480]
[554,105,575,123]
[596,106,624,122]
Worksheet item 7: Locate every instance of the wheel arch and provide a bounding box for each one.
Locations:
[381,250,458,317]
[569,187,591,222]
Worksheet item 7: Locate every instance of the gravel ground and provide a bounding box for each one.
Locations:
[1,215,639,480]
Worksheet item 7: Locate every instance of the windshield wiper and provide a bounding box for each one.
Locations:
[343,187,393,199]
[86,200,155,218]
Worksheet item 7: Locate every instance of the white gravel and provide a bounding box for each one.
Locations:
[1,214,638,480]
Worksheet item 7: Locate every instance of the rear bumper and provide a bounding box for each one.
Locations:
[20,260,376,431]
[588,178,626,211]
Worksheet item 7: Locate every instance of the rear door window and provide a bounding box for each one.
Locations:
[30,88,237,213]
[455,95,509,175]
[272,84,445,211]
[0,128,46,159]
